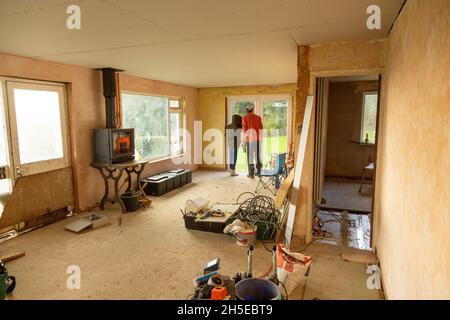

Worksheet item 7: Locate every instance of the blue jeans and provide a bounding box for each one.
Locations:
[247,141,262,176]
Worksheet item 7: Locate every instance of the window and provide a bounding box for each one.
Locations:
[121,93,183,161]
[361,92,378,144]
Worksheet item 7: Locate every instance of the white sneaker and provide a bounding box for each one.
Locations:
[230,170,239,177]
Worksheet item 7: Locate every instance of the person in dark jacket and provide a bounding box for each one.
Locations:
[225,114,243,176]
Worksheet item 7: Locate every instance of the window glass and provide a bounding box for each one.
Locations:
[361,93,378,144]
[13,89,64,164]
[262,99,288,160]
[231,100,255,117]
[122,93,169,160]
[169,99,180,109]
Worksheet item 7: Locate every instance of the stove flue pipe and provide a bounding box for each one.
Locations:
[96,67,123,129]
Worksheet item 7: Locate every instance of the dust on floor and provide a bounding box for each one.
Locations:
[321,179,372,213]
[0,171,380,300]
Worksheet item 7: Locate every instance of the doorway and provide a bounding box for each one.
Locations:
[226,94,292,173]
[0,78,72,223]
[313,75,381,250]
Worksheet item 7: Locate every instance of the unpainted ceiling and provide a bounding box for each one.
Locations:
[0,0,404,88]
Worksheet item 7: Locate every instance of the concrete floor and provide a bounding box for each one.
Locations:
[302,243,380,300]
[321,179,372,213]
[0,170,380,300]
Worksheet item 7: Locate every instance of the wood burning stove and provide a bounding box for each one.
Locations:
[94,128,135,164]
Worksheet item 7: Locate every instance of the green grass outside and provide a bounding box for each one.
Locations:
[234,136,287,173]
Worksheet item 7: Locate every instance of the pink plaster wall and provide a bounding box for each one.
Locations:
[0,53,198,227]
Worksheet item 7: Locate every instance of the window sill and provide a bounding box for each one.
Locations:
[142,154,186,165]
[351,141,376,146]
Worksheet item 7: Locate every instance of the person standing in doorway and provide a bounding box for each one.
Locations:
[225,114,242,176]
[242,104,263,178]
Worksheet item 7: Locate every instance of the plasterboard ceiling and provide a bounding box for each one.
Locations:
[0,0,404,88]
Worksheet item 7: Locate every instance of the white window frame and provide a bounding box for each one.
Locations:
[169,98,184,156]
[3,79,70,178]
[360,91,378,144]
[121,92,184,162]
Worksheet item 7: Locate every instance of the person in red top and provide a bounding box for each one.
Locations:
[242,104,263,178]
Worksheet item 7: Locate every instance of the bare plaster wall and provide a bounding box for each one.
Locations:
[0,53,198,228]
[326,81,378,179]
[374,0,450,299]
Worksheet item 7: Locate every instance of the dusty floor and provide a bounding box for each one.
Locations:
[321,179,372,213]
[302,243,380,300]
[0,171,380,300]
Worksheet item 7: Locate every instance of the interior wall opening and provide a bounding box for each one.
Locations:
[313,74,381,251]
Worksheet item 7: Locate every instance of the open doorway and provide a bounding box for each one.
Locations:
[313,74,381,250]
[226,95,292,173]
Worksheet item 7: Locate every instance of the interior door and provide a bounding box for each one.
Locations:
[6,81,70,178]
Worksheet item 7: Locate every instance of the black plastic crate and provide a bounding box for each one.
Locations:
[183,215,227,234]
[168,169,187,186]
[185,170,192,183]
[142,175,168,196]
[165,172,181,188]
[164,174,175,192]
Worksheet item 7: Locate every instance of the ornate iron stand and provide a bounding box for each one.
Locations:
[91,160,148,226]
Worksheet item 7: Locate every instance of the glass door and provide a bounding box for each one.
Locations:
[6,81,70,178]
[227,97,258,172]
[226,95,291,173]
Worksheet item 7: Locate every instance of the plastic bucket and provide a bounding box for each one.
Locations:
[255,221,273,241]
[235,278,281,300]
[120,191,140,212]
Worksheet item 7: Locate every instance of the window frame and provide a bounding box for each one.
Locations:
[120,91,184,163]
[360,91,378,144]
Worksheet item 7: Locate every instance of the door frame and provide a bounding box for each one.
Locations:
[0,80,14,189]
[312,73,383,249]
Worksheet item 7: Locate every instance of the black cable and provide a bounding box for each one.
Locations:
[280,281,289,300]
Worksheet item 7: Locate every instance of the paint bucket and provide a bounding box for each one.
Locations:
[236,229,256,247]
[120,191,140,212]
[235,278,281,300]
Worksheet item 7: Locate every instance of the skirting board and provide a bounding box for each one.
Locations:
[285,96,314,247]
